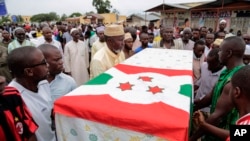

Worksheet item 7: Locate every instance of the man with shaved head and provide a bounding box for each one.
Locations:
[38,44,77,102]
[8,47,56,141]
[38,26,63,55]
[191,36,245,141]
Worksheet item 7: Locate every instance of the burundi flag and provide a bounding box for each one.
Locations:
[55,48,193,141]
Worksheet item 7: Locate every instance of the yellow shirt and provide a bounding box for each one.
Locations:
[36,31,43,37]
[90,46,125,79]
[91,40,107,59]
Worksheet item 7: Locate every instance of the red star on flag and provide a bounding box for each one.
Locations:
[117,82,134,91]
[138,76,152,82]
[147,86,164,94]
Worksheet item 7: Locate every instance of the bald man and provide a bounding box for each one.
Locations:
[38,44,77,102]
[191,36,245,141]
[37,27,63,55]
[8,47,56,141]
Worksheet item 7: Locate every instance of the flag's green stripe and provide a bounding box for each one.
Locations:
[86,73,113,85]
[178,84,192,98]
[179,84,193,135]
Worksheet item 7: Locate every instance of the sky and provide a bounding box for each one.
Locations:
[4,0,214,16]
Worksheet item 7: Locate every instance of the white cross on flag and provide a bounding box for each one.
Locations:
[55,48,193,141]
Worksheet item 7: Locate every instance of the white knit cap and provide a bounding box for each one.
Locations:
[70,28,78,34]
[220,19,227,24]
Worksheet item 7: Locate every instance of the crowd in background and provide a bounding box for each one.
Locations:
[0,18,250,141]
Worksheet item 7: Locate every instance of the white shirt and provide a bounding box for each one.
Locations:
[9,80,56,141]
[37,37,63,54]
[195,63,225,112]
[204,45,211,58]
[30,38,40,47]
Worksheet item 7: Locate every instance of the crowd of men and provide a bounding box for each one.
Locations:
[0,18,250,141]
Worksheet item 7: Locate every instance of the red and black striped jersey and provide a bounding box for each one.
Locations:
[0,86,38,141]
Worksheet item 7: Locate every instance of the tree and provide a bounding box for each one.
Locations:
[69,12,82,18]
[0,15,11,25]
[85,11,95,15]
[49,12,59,20]
[60,14,68,21]
[92,0,112,14]
[30,12,59,22]
[17,15,24,23]
[112,8,120,15]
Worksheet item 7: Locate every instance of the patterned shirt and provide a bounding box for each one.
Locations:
[0,86,37,141]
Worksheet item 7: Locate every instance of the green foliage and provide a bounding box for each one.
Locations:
[86,11,95,15]
[0,15,11,25]
[69,12,82,18]
[92,0,112,14]
[60,14,68,21]
[17,15,24,23]
[30,12,59,22]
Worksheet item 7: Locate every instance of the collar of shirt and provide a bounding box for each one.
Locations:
[9,79,50,94]
[210,67,225,76]
[236,113,250,125]
[14,39,28,46]
[104,45,122,59]
[44,40,55,44]
[49,73,63,85]
[205,45,211,51]
[193,53,200,60]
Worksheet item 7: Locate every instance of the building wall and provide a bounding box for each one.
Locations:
[100,13,117,24]
[79,16,86,24]
[118,15,127,24]
[21,16,31,23]
[161,12,190,28]
[191,10,250,34]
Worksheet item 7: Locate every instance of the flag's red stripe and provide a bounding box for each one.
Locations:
[115,64,193,76]
[55,95,189,141]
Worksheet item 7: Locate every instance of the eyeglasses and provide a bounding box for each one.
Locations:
[28,59,47,68]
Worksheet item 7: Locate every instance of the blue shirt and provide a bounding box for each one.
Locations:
[134,45,152,53]
[50,73,77,102]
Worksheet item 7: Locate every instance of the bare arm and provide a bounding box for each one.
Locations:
[201,122,229,140]
[193,87,214,111]
[194,111,229,140]
[206,83,234,124]
[191,83,233,140]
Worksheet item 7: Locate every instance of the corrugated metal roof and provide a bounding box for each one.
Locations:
[85,13,104,19]
[145,0,216,12]
[128,13,160,21]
